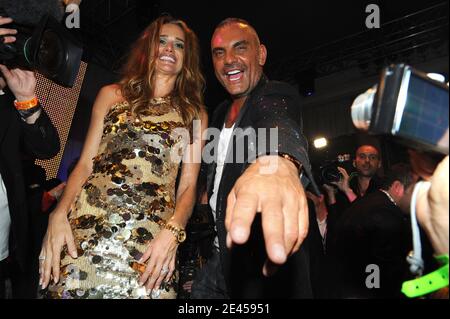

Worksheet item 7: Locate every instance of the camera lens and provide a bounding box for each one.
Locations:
[36,29,64,75]
[322,166,342,184]
[351,85,377,131]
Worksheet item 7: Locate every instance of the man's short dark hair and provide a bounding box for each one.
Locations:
[215,18,253,30]
[380,163,415,190]
[355,144,381,156]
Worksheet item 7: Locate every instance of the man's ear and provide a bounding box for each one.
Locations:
[259,44,267,66]
[391,180,405,197]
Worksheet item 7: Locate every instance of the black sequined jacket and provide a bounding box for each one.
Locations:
[205,75,314,298]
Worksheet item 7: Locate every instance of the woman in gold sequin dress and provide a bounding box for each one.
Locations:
[38,15,207,299]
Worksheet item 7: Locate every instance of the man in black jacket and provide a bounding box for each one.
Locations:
[0,16,60,298]
[328,163,415,298]
[330,144,382,208]
[192,18,315,298]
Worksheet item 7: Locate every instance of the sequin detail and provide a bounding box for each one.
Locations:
[43,97,186,299]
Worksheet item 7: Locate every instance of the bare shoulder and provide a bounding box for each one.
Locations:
[97,84,123,103]
[99,83,122,96]
[93,84,124,114]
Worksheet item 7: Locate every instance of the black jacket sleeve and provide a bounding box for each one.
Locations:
[20,105,60,159]
[248,81,318,192]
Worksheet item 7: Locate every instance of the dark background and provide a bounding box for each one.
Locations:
[15,0,447,179]
[70,0,448,105]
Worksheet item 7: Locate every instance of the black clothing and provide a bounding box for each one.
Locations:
[0,88,60,298]
[198,75,314,298]
[328,191,411,298]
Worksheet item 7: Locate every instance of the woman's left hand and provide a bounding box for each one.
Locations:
[138,229,178,293]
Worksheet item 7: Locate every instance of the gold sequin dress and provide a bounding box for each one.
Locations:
[44,97,187,299]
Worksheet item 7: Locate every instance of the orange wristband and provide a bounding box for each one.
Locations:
[14,97,39,110]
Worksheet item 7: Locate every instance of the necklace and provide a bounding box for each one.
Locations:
[380,189,397,206]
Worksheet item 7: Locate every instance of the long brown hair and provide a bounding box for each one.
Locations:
[119,15,205,138]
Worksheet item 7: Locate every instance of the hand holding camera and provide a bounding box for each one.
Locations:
[330,167,350,191]
[331,167,358,203]
[0,7,83,88]
[1,15,34,97]
[0,64,36,101]
[0,15,16,89]
[0,15,16,44]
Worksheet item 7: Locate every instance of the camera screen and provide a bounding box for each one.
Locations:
[398,73,449,151]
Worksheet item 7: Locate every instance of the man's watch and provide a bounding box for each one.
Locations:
[278,152,302,172]
[160,220,187,244]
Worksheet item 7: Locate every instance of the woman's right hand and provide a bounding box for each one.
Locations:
[39,211,78,289]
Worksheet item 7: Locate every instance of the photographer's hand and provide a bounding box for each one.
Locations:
[0,16,17,91]
[0,16,17,44]
[331,167,357,202]
[0,65,36,101]
[0,64,40,124]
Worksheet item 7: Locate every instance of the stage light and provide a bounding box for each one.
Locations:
[314,137,327,149]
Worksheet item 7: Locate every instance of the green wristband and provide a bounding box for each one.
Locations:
[402,254,449,298]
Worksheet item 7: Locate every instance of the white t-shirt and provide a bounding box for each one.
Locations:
[209,124,235,248]
[0,173,11,261]
[317,217,327,240]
